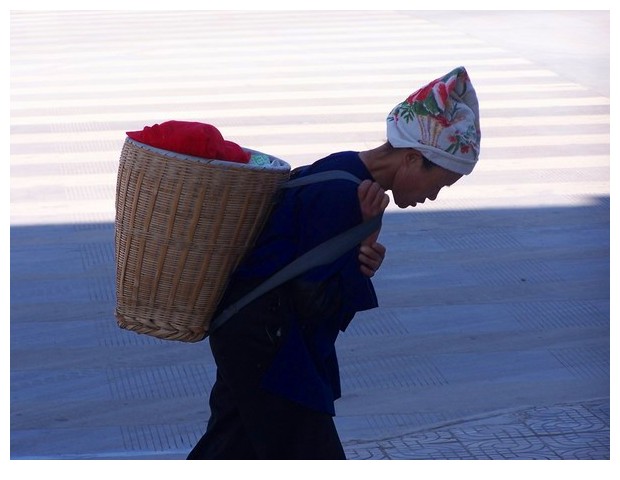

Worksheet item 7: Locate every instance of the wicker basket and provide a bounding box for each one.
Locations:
[114,138,291,342]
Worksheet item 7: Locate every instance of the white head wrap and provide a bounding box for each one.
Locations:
[386,67,481,175]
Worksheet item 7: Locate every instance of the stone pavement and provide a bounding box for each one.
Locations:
[9,9,611,467]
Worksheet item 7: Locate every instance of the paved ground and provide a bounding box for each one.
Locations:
[8,8,612,471]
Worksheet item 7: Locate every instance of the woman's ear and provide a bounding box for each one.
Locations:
[403,149,422,168]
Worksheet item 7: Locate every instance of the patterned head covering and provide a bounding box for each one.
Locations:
[386,67,481,175]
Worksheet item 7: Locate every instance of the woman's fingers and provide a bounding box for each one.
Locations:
[359,242,386,277]
[358,181,389,275]
[358,180,389,221]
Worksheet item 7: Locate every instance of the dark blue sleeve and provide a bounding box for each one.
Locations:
[233,152,378,317]
[294,177,363,282]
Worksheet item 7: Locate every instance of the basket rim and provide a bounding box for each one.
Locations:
[124,137,291,173]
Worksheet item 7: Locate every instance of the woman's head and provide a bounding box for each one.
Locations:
[390,148,462,209]
[386,66,481,176]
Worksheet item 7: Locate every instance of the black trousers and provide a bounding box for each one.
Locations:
[187,283,345,460]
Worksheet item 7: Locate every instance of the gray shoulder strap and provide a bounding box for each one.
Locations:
[282,170,366,189]
[209,169,382,333]
[210,213,381,332]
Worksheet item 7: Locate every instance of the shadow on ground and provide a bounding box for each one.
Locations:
[10,199,609,459]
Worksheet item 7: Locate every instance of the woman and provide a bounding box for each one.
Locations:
[188,66,481,460]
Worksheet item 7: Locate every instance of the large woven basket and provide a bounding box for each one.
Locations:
[114,138,291,342]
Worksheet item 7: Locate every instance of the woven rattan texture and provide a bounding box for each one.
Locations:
[114,139,290,342]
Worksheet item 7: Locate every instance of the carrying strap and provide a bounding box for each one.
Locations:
[281,169,366,189]
[209,170,382,333]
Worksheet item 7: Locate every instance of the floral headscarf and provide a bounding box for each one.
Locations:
[386,67,481,175]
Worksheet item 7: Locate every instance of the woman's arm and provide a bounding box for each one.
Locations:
[357,180,389,277]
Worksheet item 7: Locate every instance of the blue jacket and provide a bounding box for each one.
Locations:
[231,151,379,415]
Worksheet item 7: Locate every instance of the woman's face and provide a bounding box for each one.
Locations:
[391,153,463,209]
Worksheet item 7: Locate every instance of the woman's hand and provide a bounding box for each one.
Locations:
[359,241,386,278]
[357,180,389,277]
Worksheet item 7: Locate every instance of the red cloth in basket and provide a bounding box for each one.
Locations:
[126,121,250,164]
